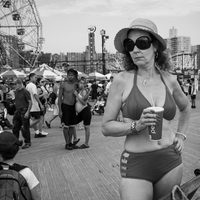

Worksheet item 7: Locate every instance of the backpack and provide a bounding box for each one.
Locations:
[48,92,57,105]
[0,162,31,200]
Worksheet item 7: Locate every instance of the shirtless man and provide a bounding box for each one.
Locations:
[58,69,80,150]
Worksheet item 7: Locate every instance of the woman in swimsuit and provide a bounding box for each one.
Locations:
[101,18,191,200]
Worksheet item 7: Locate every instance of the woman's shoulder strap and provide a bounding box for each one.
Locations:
[133,70,137,85]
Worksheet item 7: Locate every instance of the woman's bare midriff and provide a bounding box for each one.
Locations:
[124,119,175,153]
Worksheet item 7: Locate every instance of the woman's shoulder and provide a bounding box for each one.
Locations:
[161,70,180,90]
[113,70,134,82]
[160,70,177,82]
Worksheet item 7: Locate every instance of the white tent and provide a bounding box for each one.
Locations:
[88,71,106,80]
[77,71,89,78]
[30,64,66,78]
[0,69,26,78]
[105,72,117,79]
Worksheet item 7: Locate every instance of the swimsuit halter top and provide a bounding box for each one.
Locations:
[122,69,176,121]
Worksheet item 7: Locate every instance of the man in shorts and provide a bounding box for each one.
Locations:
[58,69,80,150]
[26,73,47,138]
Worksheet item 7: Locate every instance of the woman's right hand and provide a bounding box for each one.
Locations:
[136,108,160,132]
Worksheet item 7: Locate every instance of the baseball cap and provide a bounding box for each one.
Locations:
[0,131,23,152]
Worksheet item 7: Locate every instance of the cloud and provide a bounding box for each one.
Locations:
[36,0,200,18]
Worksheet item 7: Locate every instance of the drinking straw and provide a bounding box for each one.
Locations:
[150,93,155,107]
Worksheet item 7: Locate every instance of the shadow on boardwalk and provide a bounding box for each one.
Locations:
[15,95,200,200]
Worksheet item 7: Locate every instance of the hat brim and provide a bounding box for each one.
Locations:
[114,27,166,54]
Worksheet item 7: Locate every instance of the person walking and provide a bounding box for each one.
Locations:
[191,78,198,108]
[26,73,47,138]
[12,79,32,149]
[58,69,80,150]
[102,18,191,200]
[45,76,62,128]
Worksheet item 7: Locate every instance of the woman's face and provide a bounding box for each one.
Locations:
[78,80,85,89]
[127,29,156,68]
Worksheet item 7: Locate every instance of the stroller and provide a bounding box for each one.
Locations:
[0,101,13,130]
[91,96,106,115]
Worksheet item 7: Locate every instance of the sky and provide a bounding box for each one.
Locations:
[35,0,200,54]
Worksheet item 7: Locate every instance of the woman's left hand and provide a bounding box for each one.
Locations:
[173,136,184,154]
[74,90,78,96]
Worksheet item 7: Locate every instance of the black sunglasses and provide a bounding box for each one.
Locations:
[123,36,152,52]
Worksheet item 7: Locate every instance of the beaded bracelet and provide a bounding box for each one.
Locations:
[176,132,187,141]
[131,121,141,135]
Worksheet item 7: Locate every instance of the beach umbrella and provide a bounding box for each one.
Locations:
[0,69,26,78]
[88,71,106,80]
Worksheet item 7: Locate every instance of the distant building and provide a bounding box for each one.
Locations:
[165,36,191,56]
[169,27,177,38]
[165,27,192,71]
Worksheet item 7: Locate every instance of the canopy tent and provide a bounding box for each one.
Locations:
[52,69,67,77]
[2,64,12,70]
[105,72,117,79]
[30,64,67,78]
[0,69,26,78]
[88,71,106,80]
[77,71,89,78]
[33,69,58,79]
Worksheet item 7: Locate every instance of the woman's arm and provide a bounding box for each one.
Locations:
[30,184,40,200]
[170,75,191,135]
[0,90,3,101]
[82,88,91,101]
[74,90,87,106]
[102,73,134,137]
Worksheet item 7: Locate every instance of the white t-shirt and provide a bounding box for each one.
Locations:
[191,83,198,95]
[20,167,39,190]
[26,82,40,112]
[105,81,112,95]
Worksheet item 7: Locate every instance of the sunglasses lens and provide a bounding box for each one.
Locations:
[123,36,152,52]
[136,37,151,50]
[123,38,135,52]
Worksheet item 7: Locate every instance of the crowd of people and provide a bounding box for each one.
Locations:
[0,70,114,150]
[0,17,198,200]
[0,68,115,200]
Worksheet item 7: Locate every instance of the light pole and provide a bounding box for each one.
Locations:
[181,51,184,80]
[100,29,109,75]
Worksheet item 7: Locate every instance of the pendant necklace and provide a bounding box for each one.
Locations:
[143,75,151,85]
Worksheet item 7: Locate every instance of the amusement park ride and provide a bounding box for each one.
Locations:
[0,0,44,69]
[171,51,198,77]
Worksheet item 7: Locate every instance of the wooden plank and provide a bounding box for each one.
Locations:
[13,94,200,200]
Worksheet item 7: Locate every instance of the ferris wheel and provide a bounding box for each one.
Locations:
[0,0,44,69]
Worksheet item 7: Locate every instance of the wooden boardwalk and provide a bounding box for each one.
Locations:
[15,95,200,200]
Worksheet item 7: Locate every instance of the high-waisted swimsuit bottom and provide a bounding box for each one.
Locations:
[120,144,182,183]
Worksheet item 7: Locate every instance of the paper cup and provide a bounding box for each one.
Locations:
[147,107,164,141]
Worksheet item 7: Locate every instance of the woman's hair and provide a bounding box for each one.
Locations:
[122,33,173,72]
[0,144,19,160]
[77,78,85,90]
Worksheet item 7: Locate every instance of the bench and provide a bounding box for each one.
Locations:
[159,169,200,200]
